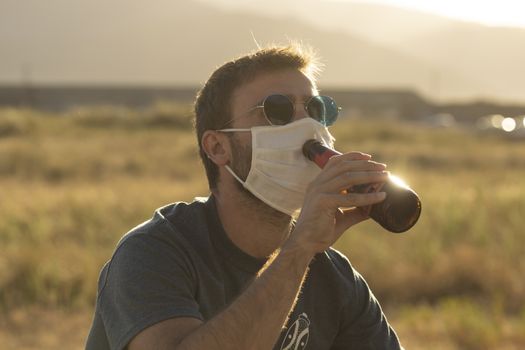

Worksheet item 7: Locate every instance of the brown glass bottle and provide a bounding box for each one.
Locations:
[302,139,422,233]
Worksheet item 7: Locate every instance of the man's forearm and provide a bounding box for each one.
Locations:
[177,242,314,350]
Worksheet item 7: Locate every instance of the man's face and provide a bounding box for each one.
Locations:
[227,69,318,182]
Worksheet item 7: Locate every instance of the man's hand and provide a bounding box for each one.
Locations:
[288,151,389,256]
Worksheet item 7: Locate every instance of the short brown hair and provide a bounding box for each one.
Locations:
[194,43,321,189]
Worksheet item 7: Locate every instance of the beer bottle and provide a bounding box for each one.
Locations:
[302,139,421,233]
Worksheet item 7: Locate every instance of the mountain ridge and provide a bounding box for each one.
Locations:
[1,0,524,102]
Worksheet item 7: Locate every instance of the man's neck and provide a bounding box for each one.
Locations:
[213,188,293,259]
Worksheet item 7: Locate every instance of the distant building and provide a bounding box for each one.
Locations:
[0,86,523,126]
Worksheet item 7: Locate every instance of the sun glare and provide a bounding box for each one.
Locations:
[341,0,525,28]
[389,175,410,189]
[501,118,517,132]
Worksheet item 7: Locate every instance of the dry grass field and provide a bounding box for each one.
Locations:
[0,104,524,349]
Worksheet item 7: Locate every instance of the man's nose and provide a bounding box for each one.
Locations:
[292,101,309,121]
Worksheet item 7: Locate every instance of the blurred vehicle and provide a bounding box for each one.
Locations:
[476,114,525,139]
[422,113,457,128]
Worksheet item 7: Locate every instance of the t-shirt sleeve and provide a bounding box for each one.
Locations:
[329,252,403,350]
[97,233,202,350]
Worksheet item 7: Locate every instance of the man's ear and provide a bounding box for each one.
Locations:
[201,130,231,166]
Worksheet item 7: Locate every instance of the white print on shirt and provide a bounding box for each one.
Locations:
[280,312,310,350]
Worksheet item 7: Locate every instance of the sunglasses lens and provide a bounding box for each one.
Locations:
[307,96,339,126]
[264,95,294,125]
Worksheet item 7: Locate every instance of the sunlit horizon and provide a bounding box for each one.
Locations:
[332,0,525,28]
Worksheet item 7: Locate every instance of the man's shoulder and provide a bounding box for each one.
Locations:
[310,247,361,285]
[116,196,210,249]
[322,247,354,271]
[96,197,212,292]
[91,198,212,350]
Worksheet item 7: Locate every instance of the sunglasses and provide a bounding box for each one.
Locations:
[225,94,340,128]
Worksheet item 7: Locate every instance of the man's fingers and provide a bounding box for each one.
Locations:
[316,191,387,210]
[316,171,390,193]
[315,158,387,184]
[339,191,387,207]
[325,152,372,166]
[334,207,370,234]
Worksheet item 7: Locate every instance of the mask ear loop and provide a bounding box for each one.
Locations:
[224,165,246,185]
[215,128,251,185]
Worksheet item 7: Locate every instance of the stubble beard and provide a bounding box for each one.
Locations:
[227,133,292,230]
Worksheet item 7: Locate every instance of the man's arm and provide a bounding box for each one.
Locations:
[128,241,313,350]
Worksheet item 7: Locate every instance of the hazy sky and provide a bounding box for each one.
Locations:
[336,0,525,28]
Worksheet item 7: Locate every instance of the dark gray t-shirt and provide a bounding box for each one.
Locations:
[86,196,402,350]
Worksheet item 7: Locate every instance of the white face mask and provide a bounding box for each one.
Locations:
[220,118,335,217]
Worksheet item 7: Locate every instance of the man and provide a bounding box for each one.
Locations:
[86,44,403,349]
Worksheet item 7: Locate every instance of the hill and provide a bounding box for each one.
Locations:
[1,0,525,102]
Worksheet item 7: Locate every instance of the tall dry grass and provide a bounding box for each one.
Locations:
[0,105,524,349]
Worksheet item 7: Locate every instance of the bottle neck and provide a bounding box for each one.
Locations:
[303,140,341,169]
